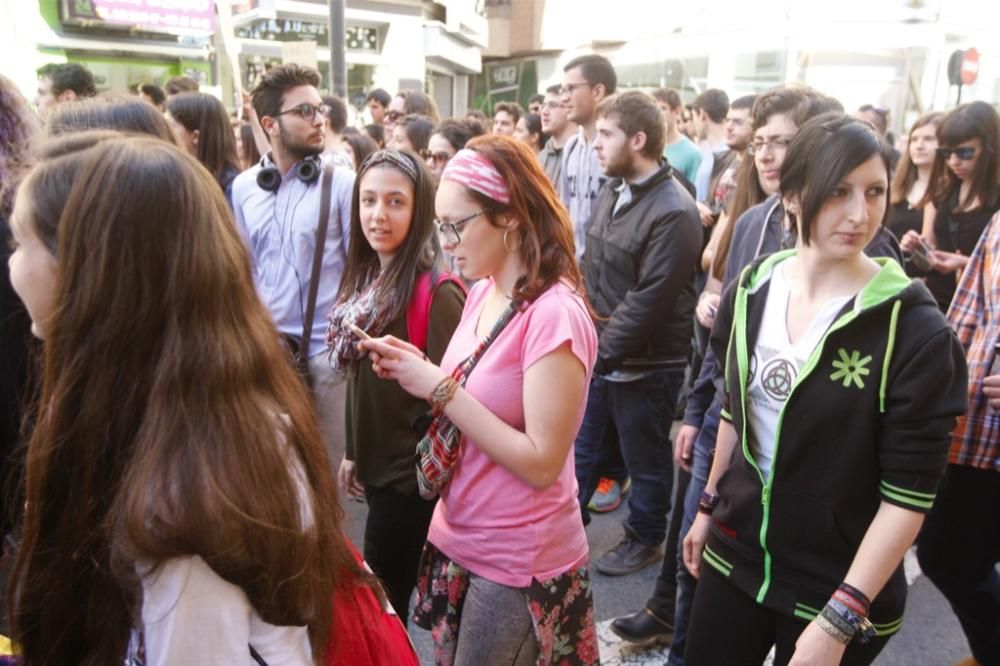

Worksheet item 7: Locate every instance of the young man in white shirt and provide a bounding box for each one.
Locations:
[231,64,356,470]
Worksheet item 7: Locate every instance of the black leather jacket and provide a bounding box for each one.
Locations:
[581,162,701,376]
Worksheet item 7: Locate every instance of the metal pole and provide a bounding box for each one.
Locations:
[329,0,347,98]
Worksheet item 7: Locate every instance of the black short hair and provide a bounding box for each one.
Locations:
[250,64,322,129]
[366,88,391,107]
[39,63,97,98]
[731,95,757,112]
[780,114,892,245]
[563,54,617,96]
[139,83,166,106]
[693,89,729,123]
[321,95,348,134]
[529,93,545,106]
[545,84,561,96]
[363,123,385,148]
[164,75,199,96]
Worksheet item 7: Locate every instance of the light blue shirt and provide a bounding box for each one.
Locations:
[232,154,355,357]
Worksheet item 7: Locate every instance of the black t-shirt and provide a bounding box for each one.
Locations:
[926,187,1000,312]
[887,200,924,240]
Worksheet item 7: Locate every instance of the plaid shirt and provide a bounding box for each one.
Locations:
[946,211,1000,470]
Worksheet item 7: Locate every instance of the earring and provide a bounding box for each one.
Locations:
[503,228,521,253]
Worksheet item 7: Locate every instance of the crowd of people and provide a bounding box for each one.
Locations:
[0,54,997,666]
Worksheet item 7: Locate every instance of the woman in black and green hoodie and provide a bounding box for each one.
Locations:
[683,115,968,665]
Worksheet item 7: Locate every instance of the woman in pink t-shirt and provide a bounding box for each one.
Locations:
[362,135,600,665]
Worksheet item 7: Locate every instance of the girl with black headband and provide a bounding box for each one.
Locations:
[326,149,465,622]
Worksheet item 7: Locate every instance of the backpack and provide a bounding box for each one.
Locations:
[405,271,466,352]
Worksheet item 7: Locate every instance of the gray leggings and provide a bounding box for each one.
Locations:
[453,574,540,666]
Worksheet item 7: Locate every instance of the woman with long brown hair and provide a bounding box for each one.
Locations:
[361,135,600,664]
[888,112,943,241]
[6,132,368,664]
[165,92,242,204]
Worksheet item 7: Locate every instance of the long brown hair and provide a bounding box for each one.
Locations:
[890,112,944,207]
[9,133,363,664]
[462,134,590,311]
[923,101,1000,211]
[166,92,241,183]
[336,149,441,327]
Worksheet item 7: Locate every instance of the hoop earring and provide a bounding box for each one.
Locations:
[503,228,521,253]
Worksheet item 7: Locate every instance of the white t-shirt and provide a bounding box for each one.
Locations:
[126,555,313,665]
[746,263,852,478]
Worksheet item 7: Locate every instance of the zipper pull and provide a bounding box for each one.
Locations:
[761,485,771,506]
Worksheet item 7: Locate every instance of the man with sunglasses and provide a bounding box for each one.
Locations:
[231,64,356,471]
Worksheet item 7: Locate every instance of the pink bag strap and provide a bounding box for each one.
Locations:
[406,271,466,352]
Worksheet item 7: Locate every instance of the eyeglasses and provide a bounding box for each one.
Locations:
[747,136,794,156]
[385,110,404,122]
[936,146,978,161]
[434,210,485,245]
[543,100,564,110]
[419,149,453,165]
[272,103,330,121]
[558,83,592,96]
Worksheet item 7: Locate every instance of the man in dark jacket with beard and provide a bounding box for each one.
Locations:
[576,91,701,577]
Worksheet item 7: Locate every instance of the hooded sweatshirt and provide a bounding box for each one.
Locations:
[705,250,967,636]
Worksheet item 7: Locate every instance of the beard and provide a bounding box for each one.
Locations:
[278,119,323,161]
[601,151,633,179]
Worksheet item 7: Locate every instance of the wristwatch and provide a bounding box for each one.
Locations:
[698,491,720,515]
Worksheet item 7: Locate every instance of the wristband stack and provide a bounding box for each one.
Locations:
[816,583,876,645]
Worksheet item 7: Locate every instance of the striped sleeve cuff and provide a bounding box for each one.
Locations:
[879,480,936,511]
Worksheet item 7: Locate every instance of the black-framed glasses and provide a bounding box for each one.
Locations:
[419,149,453,165]
[434,210,486,245]
[558,82,592,96]
[936,146,978,161]
[272,103,330,121]
[747,136,794,156]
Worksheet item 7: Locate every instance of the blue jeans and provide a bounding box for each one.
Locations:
[663,400,719,665]
[575,369,684,546]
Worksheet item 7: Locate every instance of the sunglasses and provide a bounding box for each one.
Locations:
[936,146,978,161]
[385,110,404,122]
[272,103,330,121]
[419,149,453,164]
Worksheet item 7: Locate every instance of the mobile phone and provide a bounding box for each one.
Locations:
[909,237,933,271]
[348,323,372,341]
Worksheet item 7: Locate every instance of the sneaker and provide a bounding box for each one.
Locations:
[588,477,630,513]
[609,608,674,646]
[596,525,662,575]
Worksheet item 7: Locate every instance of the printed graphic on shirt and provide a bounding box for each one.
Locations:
[830,348,872,389]
[748,344,806,414]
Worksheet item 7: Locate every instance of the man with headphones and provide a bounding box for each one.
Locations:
[232,63,356,470]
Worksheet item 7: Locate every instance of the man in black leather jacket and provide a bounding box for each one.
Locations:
[576,91,702,577]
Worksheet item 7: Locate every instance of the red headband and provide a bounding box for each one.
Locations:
[440,149,511,205]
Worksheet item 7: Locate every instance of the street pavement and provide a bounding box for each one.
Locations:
[341,451,972,665]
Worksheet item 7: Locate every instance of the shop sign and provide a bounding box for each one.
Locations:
[64,0,216,35]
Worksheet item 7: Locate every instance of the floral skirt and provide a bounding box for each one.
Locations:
[412,541,598,666]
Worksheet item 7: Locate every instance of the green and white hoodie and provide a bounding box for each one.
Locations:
[705,250,968,635]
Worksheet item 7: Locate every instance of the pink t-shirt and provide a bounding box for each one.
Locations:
[427,279,598,587]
